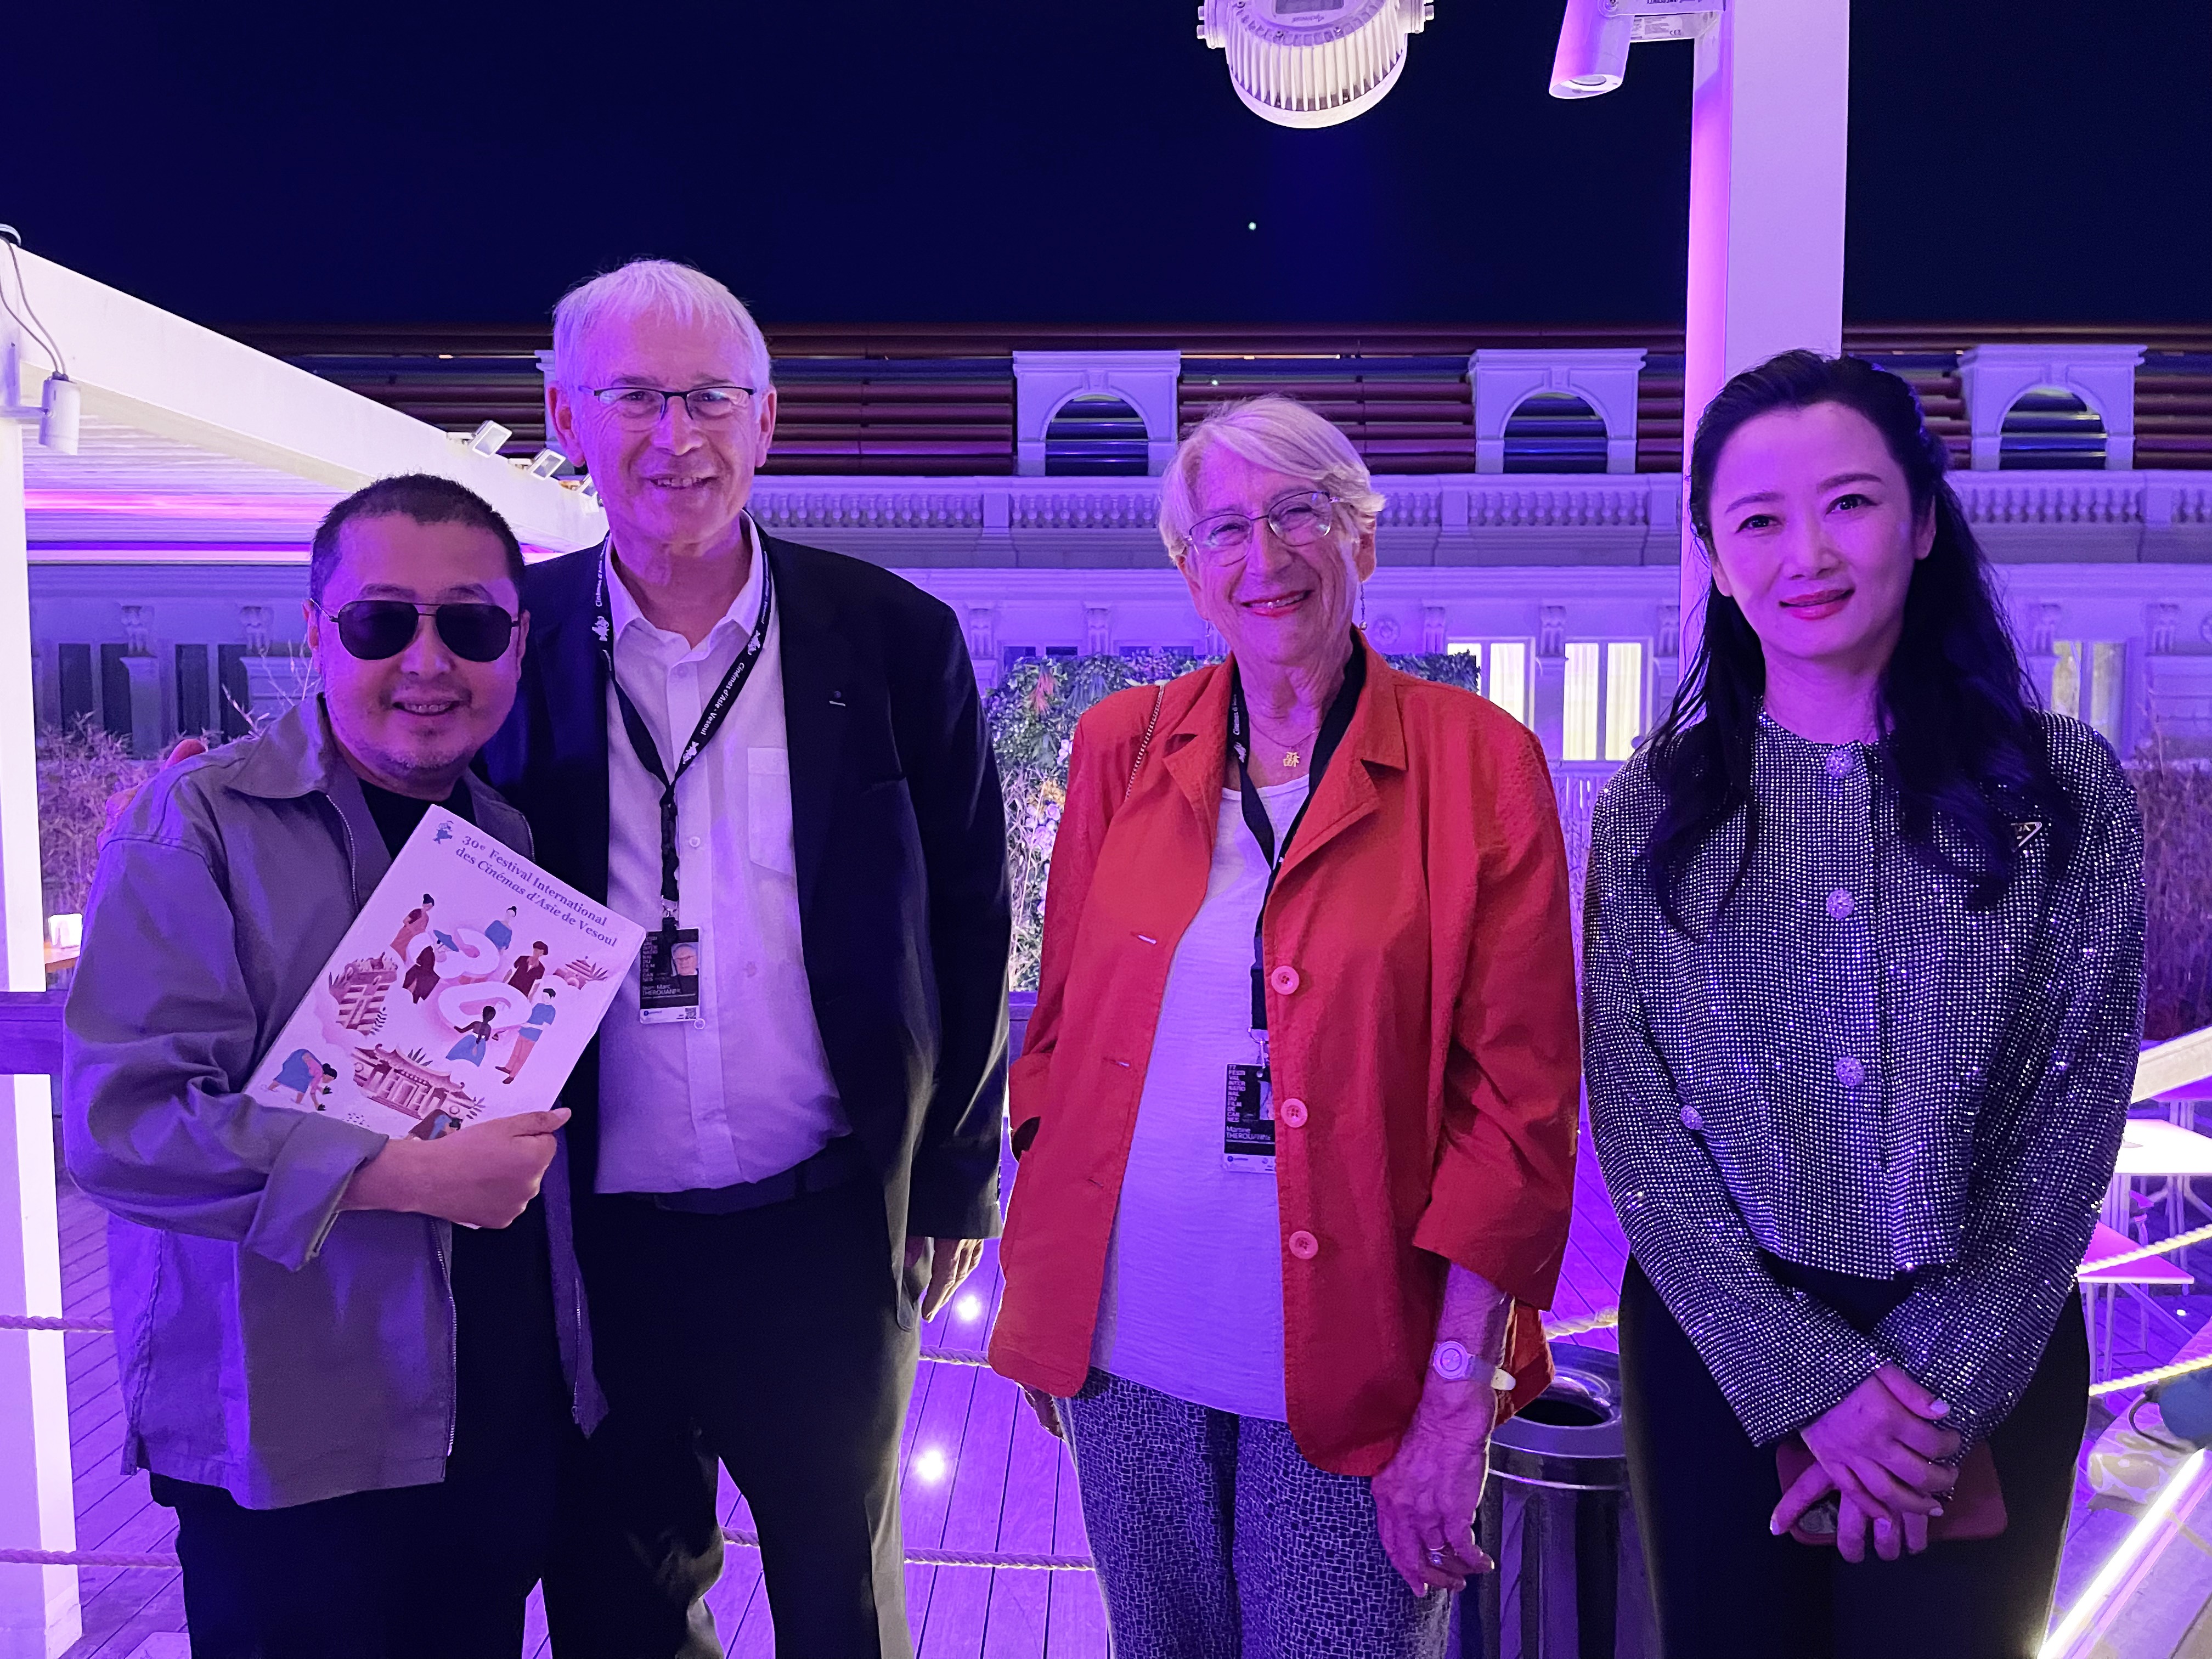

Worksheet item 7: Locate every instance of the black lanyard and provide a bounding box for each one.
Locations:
[595,543,776,936]
[1229,638,1365,1032]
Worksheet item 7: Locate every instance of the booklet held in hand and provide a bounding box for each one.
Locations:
[245,805,645,1139]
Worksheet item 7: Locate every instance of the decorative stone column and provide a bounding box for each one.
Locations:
[1532,604,1568,761]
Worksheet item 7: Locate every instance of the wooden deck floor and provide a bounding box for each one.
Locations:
[48,1116,2182,1658]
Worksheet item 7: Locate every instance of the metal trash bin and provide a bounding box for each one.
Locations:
[1459,1347,1655,1659]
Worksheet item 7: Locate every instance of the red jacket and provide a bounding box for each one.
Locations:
[988,641,1582,1476]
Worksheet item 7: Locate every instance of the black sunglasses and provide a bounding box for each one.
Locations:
[318,600,518,664]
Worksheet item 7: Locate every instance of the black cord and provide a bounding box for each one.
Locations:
[0,236,69,380]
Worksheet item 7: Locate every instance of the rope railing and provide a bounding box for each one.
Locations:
[2084,1221,2212,1273]
[0,1535,1099,1575]
[2091,1350,2212,1399]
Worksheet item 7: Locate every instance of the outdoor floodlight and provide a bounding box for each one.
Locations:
[467,419,512,455]
[39,371,78,455]
[1198,0,1434,130]
[1550,0,1722,99]
[527,448,566,477]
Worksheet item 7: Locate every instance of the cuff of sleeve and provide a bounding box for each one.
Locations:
[1413,1203,1567,1310]
[1718,1337,1885,1449]
[242,1114,388,1272]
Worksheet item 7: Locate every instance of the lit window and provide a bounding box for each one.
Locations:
[1562,640,1647,761]
[1605,642,1644,761]
[1488,642,1529,726]
[1564,644,1601,760]
[2050,639,2125,746]
[1445,640,1531,727]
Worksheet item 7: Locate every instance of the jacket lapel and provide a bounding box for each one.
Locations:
[1160,665,1232,843]
[527,548,613,902]
[1274,636,1402,882]
[768,536,852,927]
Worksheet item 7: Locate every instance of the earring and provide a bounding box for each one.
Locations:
[1357,589,1369,630]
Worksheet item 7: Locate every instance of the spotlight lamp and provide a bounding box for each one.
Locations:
[1198,0,1434,130]
[0,224,80,455]
[467,420,514,456]
[1549,0,1722,100]
[526,448,566,477]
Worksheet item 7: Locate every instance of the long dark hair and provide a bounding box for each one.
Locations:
[1641,349,2079,930]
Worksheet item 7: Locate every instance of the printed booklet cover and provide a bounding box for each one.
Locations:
[246,804,646,1139]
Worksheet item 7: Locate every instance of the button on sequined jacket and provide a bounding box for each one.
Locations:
[1583,713,2143,1449]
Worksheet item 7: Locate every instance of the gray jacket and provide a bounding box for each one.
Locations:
[63,700,602,1509]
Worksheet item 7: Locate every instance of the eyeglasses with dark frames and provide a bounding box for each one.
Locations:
[586,385,759,425]
[314,600,519,664]
[1179,490,1343,568]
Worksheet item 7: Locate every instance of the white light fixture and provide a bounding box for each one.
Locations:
[0,226,80,455]
[1549,0,1722,99]
[467,420,513,456]
[954,1293,983,1323]
[912,1447,949,1485]
[527,448,566,477]
[1199,0,1434,129]
[40,371,80,456]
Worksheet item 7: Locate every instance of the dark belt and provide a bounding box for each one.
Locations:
[636,1135,867,1216]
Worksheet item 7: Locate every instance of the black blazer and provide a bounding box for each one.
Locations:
[481,533,1010,1288]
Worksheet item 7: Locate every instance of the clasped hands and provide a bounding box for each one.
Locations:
[1771,1364,1961,1563]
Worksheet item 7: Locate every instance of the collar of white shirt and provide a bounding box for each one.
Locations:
[602,512,765,656]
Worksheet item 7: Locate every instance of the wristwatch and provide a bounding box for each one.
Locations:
[1431,1340,1516,1391]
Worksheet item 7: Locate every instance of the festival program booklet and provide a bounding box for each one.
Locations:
[245,804,646,1138]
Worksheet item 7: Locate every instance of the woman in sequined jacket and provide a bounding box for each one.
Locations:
[1584,351,2143,1659]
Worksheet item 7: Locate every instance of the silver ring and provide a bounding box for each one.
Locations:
[1427,1549,1446,1567]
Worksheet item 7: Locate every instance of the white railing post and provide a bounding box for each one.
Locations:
[0,411,81,1657]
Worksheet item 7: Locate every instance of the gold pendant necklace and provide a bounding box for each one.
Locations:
[1283,748,1304,768]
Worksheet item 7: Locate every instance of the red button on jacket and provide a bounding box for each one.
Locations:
[988,644,1582,1477]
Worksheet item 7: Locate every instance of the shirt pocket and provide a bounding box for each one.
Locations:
[747,748,798,876]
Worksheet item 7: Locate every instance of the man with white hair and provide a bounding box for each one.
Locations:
[483,260,1009,1656]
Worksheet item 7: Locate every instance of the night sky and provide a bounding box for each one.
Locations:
[9,2,2207,329]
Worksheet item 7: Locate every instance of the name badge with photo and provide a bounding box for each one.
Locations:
[640,928,704,1024]
[1224,1062,1276,1170]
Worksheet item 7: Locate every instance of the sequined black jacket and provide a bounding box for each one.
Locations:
[1584,712,2143,1448]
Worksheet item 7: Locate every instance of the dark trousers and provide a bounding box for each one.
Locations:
[545,1175,918,1659]
[155,1204,581,1659]
[1617,1256,2088,1659]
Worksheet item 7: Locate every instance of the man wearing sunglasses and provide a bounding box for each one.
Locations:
[64,475,602,1658]
[482,259,1011,1658]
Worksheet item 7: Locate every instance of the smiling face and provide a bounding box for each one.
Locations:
[1705,401,1936,689]
[1176,445,1376,678]
[548,306,776,560]
[307,514,527,799]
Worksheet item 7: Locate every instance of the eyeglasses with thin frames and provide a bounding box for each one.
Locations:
[1178,490,1344,569]
[586,385,759,425]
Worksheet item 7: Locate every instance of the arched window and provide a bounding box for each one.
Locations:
[1503,391,1607,473]
[1999,388,2107,470]
[1045,393,1149,476]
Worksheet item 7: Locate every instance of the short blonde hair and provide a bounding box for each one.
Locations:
[551,259,772,393]
[1158,394,1387,560]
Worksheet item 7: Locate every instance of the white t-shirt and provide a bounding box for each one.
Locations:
[1091,777,1308,1421]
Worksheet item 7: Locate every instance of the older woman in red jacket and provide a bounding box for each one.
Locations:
[989,394,1581,1658]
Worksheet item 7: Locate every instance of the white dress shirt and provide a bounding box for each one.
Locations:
[595,520,848,1194]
